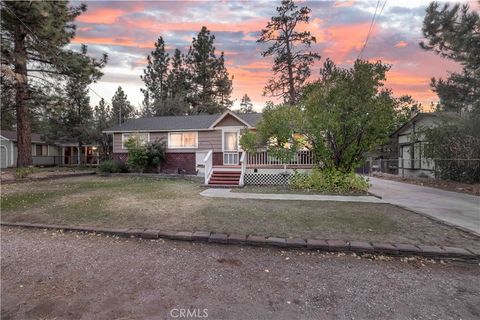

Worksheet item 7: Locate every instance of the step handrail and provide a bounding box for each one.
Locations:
[239,152,246,186]
[204,150,213,185]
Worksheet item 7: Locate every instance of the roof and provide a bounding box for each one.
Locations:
[0,130,45,143]
[103,111,263,133]
[390,112,458,137]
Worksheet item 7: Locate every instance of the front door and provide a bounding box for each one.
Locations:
[223,130,239,165]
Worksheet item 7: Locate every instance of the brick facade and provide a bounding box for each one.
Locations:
[112,152,197,174]
[163,153,196,174]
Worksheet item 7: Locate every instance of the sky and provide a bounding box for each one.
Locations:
[70,0,478,112]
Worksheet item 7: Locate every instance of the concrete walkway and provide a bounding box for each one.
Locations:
[368,177,480,235]
[200,188,385,203]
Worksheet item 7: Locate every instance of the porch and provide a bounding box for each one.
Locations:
[203,150,315,187]
[61,145,99,166]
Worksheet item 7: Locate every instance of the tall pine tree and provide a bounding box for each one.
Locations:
[187,26,232,114]
[165,49,190,115]
[93,98,112,159]
[239,94,254,113]
[111,86,136,125]
[258,0,320,104]
[1,1,102,166]
[420,2,479,113]
[214,52,233,110]
[141,36,170,116]
[46,45,106,151]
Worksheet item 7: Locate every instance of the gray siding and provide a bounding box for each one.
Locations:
[113,130,224,153]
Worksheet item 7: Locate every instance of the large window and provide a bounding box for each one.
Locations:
[168,132,198,149]
[122,133,149,149]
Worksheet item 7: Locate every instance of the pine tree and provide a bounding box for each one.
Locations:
[1,1,104,167]
[165,49,189,115]
[258,0,321,104]
[0,74,16,130]
[93,98,112,159]
[215,52,233,110]
[111,86,136,125]
[186,26,232,114]
[141,91,154,117]
[420,2,480,113]
[94,98,111,127]
[239,94,254,113]
[141,36,170,116]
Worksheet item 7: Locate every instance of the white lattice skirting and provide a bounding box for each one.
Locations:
[244,173,290,185]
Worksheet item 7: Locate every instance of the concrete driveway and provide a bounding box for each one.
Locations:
[368,177,480,235]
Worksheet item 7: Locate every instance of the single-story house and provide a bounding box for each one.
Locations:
[390,112,456,178]
[0,130,99,168]
[103,110,315,186]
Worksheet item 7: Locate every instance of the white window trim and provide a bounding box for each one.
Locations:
[121,132,150,149]
[221,127,241,152]
[168,132,198,149]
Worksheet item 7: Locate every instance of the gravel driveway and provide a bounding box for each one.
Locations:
[1,227,479,320]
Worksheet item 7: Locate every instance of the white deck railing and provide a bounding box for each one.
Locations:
[204,150,213,185]
[239,152,246,186]
[246,150,314,167]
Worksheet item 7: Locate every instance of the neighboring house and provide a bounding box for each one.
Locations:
[390,112,455,178]
[103,110,315,186]
[0,130,99,168]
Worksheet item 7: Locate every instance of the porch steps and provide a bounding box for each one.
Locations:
[207,170,241,187]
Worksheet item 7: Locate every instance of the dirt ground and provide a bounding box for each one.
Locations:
[2,176,480,249]
[1,227,479,320]
[372,172,480,196]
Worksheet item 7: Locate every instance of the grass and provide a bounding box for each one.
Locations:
[1,175,479,248]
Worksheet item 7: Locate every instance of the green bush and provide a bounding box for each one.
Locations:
[289,168,370,193]
[98,160,128,173]
[124,136,166,173]
[14,167,35,179]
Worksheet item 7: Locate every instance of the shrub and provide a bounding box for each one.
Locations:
[124,136,167,173]
[14,167,35,179]
[98,160,128,173]
[290,168,370,193]
[145,139,166,172]
[124,136,148,172]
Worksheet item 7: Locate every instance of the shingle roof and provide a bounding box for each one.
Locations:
[1,130,45,143]
[103,112,263,132]
[390,112,459,137]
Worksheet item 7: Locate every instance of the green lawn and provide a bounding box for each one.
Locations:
[1,175,478,248]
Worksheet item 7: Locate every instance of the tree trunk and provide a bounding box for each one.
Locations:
[285,38,296,105]
[14,24,32,167]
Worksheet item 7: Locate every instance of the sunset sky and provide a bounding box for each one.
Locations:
[70,0,477,112]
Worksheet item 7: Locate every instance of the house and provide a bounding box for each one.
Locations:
[0,130,99,168]
[103,110,315,186]
[390,112,456,178]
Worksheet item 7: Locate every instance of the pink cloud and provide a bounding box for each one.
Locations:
[394,41,408,48]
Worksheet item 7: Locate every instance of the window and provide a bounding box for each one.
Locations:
[168,132,198,148]
[122,133,149,149]
[34,144,48,156]
[223,132,238,151]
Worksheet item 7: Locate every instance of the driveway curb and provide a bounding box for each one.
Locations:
[2,222,478,261]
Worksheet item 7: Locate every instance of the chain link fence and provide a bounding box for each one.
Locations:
[359,158,480,183]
